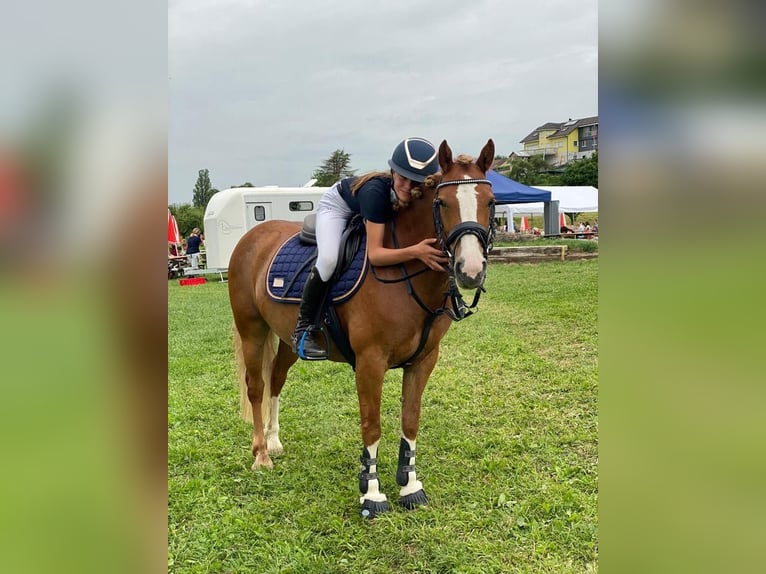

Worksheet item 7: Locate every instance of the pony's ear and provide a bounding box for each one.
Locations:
[477,139,495,173]
[439,140,453,171]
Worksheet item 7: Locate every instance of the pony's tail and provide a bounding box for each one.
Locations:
[234,325,276,428]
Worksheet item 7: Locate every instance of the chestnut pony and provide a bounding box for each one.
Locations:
[228,139,496,517]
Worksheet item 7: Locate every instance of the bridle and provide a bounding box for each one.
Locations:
[368,176,495,367]
[434,178,496,262]
[433,177,496,320]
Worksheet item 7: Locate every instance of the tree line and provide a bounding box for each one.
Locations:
[169,149,597,238]
[497,151,598,188]
[168,169,254,239]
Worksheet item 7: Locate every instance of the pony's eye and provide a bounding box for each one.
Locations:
[437,199,447,208]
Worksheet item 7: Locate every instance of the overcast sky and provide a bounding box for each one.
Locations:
[168,0,597,205]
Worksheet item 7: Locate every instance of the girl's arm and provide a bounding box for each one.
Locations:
[365,221,448,271]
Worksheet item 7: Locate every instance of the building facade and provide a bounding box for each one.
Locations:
[518,116,598,167]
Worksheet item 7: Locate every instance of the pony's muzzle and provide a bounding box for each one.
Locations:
[455,258,487,290]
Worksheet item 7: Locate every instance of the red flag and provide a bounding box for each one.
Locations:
[168,209,181,244]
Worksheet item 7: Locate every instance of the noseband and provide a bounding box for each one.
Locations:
[367,177,495,367]
[434,178,496,258]
[433,178,496,320]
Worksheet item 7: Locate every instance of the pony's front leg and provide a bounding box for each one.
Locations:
[355,358,390,518]
[399,347,439,509]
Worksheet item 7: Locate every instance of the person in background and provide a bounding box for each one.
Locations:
[291,137,447,360]
[186,228,203,269]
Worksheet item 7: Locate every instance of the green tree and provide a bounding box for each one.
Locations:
[192,169,218,209]
[312,149,355,186]
[509,154,550,185]
[561,152,598,187]
[537,172,563,185]
[493,155,511,176]
[169,203,204,238]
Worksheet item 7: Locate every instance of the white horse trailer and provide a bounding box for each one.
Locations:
[203,186,329,269]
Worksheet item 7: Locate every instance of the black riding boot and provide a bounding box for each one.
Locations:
[291,267,330,360]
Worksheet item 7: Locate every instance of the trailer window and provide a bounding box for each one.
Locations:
[254,206,266,221]
[289,201,314,211]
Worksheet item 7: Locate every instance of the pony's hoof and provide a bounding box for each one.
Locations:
[360,499,390,519]
[251,453,273,470]
[267,437,283,455]
[400,489,428,509]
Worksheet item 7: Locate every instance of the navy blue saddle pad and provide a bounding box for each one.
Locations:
[266,232,368,304]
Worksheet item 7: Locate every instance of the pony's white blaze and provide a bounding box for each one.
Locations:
[455,179,486,278]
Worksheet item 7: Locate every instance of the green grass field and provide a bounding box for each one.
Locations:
[168,260,598,573]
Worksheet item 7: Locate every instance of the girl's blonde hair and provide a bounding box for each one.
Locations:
[350,171,390,195]
[350,170,434,211]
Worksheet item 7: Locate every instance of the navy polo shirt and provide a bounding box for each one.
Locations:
[186,235,202,254]
[338,176,395,224]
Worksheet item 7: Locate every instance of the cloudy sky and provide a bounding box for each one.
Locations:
[168,0,597,205]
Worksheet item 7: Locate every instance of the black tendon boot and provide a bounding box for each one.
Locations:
[291,267,330,360]
[359,446,390,518]
[397,437,428,509]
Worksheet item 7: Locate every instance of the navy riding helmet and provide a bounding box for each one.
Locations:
[387,137,439,182]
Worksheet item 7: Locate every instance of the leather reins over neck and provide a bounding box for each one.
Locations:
[433,178,495,321]
[367,177,495,367]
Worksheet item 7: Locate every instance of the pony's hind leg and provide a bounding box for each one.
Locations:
[264,339,298,455]
[236,328,277,470]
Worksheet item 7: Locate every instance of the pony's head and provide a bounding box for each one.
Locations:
[433,139,496,290]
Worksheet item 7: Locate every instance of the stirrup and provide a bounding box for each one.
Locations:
[297,328,329,361]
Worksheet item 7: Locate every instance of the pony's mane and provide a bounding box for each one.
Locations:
[421,173,442,190]
[419,154,476,192]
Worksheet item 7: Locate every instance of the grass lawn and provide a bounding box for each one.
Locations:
[168,260,598,573]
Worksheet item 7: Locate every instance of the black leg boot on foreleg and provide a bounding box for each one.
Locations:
[397,436,428,509]
[359,442,390,519]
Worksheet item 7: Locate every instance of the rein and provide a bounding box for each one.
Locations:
[370,217,451,368]
[433,178,496,321]
[368,177,495,367]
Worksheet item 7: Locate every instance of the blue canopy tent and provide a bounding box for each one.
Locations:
[486,170,557,233]
[486,170,550,204]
